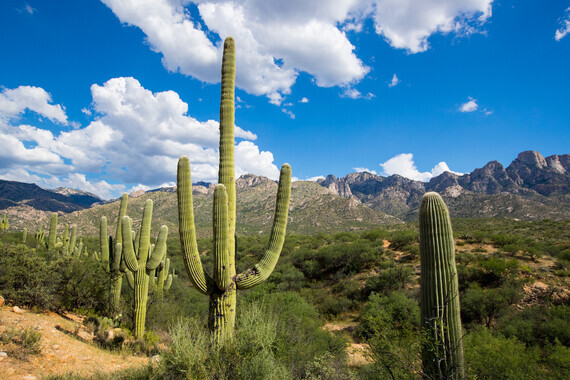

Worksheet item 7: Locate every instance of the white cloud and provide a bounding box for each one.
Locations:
[369,0,494,53]
[0,78,282,199]
[354,167,378,175]
[299,97,309,103]
[379,153,462,182]
[555,7,570,41]
[459,97,478,112]
[388,73,400,87]
[0,86,68,124]
[340,88,375,99]
[281,108,295,119]
[101,0,368,104]
[304,175,325,182]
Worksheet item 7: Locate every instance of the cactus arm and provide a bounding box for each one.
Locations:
[236,164,291,290]
[213,185,231,290]
[22,228,27,244]
[115,193,128,246]
[419,192,465,379]
[146,225,168,270]
[121,216,139,272]
[164,274,173,291]
[69,226,77,255]
[112,242,122,272]
[126,270,135,290]
[100,217,109,263]
[137,200,153,266]
[177,156,212,295]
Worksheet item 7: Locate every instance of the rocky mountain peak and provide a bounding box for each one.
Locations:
[236,173,272,188]
[515,151,547,169]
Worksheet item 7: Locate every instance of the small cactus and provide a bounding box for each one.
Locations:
[419,192,465,379]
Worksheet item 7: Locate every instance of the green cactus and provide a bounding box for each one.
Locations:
[48,213,58,249]
[61,224,69,254]
[68,226,77,255]
[35,225,45,246]
[419,192,465,379]
[100,193,129,315]
[122,199,167,339]
[0,214,9,232]
[22,228,27,244]
[150,255,174,301]
[177,37,292,342]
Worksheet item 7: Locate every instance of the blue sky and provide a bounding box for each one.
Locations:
[0,0,568,199]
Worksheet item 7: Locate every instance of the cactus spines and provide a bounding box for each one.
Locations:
[419,192,464,379]
[177,37,292,341]
[48,213,58,249]
[122,199,168,339]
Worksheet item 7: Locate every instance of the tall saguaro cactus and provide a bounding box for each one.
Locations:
[100,193,129,315]
[122,199,167,339]
[177,37,292,342]
[48,213,58,249]
[419,192,465,379]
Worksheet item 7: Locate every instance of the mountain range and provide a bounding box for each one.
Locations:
[1,151,569,236]
[318,151,570,220]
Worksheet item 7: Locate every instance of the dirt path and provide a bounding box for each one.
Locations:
[0,306,147,379]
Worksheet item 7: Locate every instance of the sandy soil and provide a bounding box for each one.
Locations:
[0,306,147,380]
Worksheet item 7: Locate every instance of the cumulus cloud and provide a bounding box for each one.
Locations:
[354,167,378,175]
[299,97,309,103]
[101,1,493,102]
[304,175,325,182]
[555,7,570,41]
[340,88,375,99]
[459,97,478,112]
[0,86,68,124]
[0,79,282,199]
[281,108,295,119]
[369,0,494,53]
[379,153,462,182]
[388,74,400,87]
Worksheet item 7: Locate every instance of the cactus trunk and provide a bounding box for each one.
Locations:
[419,192,465,379]
[48,213,58,249]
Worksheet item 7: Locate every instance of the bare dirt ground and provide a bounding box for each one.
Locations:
[0,306,147,380]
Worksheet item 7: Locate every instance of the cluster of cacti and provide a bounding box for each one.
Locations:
[122,199,168,339]
[0,214,9,232]
[419,192,465,379]
[44,212,82,255]
[177,37,292,342]
[99,193,129,315]
[35,225,45,245]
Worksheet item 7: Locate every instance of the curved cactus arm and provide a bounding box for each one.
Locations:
[177,156,212,295]
[213,184,231,290]
[164,274,173,291]
[125,270,135,290]
[147,225,168,270]
[100,216,109,264]
[121,216,139,272]
[236,164,291,290]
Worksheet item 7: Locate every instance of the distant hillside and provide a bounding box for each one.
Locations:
[3,174,400,238]
[319,151,570,221]
[0,180,102,212]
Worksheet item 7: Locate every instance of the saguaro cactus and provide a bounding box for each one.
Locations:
[100,193,129,315]
[35,225,45,246]
[22,228,27,244]
[177,37,292,342]
[48,213,58,249]
[150,256,174,301]
[419,192,465,379]
[0,214,9,232]
[122,199,167,339]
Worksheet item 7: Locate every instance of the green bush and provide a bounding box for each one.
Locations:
[499,305,570,347]
[362,266,413,298]
[464,328,545,379]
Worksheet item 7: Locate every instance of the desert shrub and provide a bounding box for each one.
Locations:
[499,305,570,347]
[464,328,545,379]
[461,282,523,327]
[0,326,42,359]
[268,262,306,292]
[362,266,413,298]
[389,230,417,250]
[360,229,389,243]
[58,256,109,314]
[359,291,420,378]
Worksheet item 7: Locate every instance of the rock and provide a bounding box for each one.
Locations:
[0,295,4,306]
[129,189,145,198]
[151,355,161,366]
[52,344,60,350]
[0,351,7,359]
[22,376,37,380]
[12,306,24,314]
